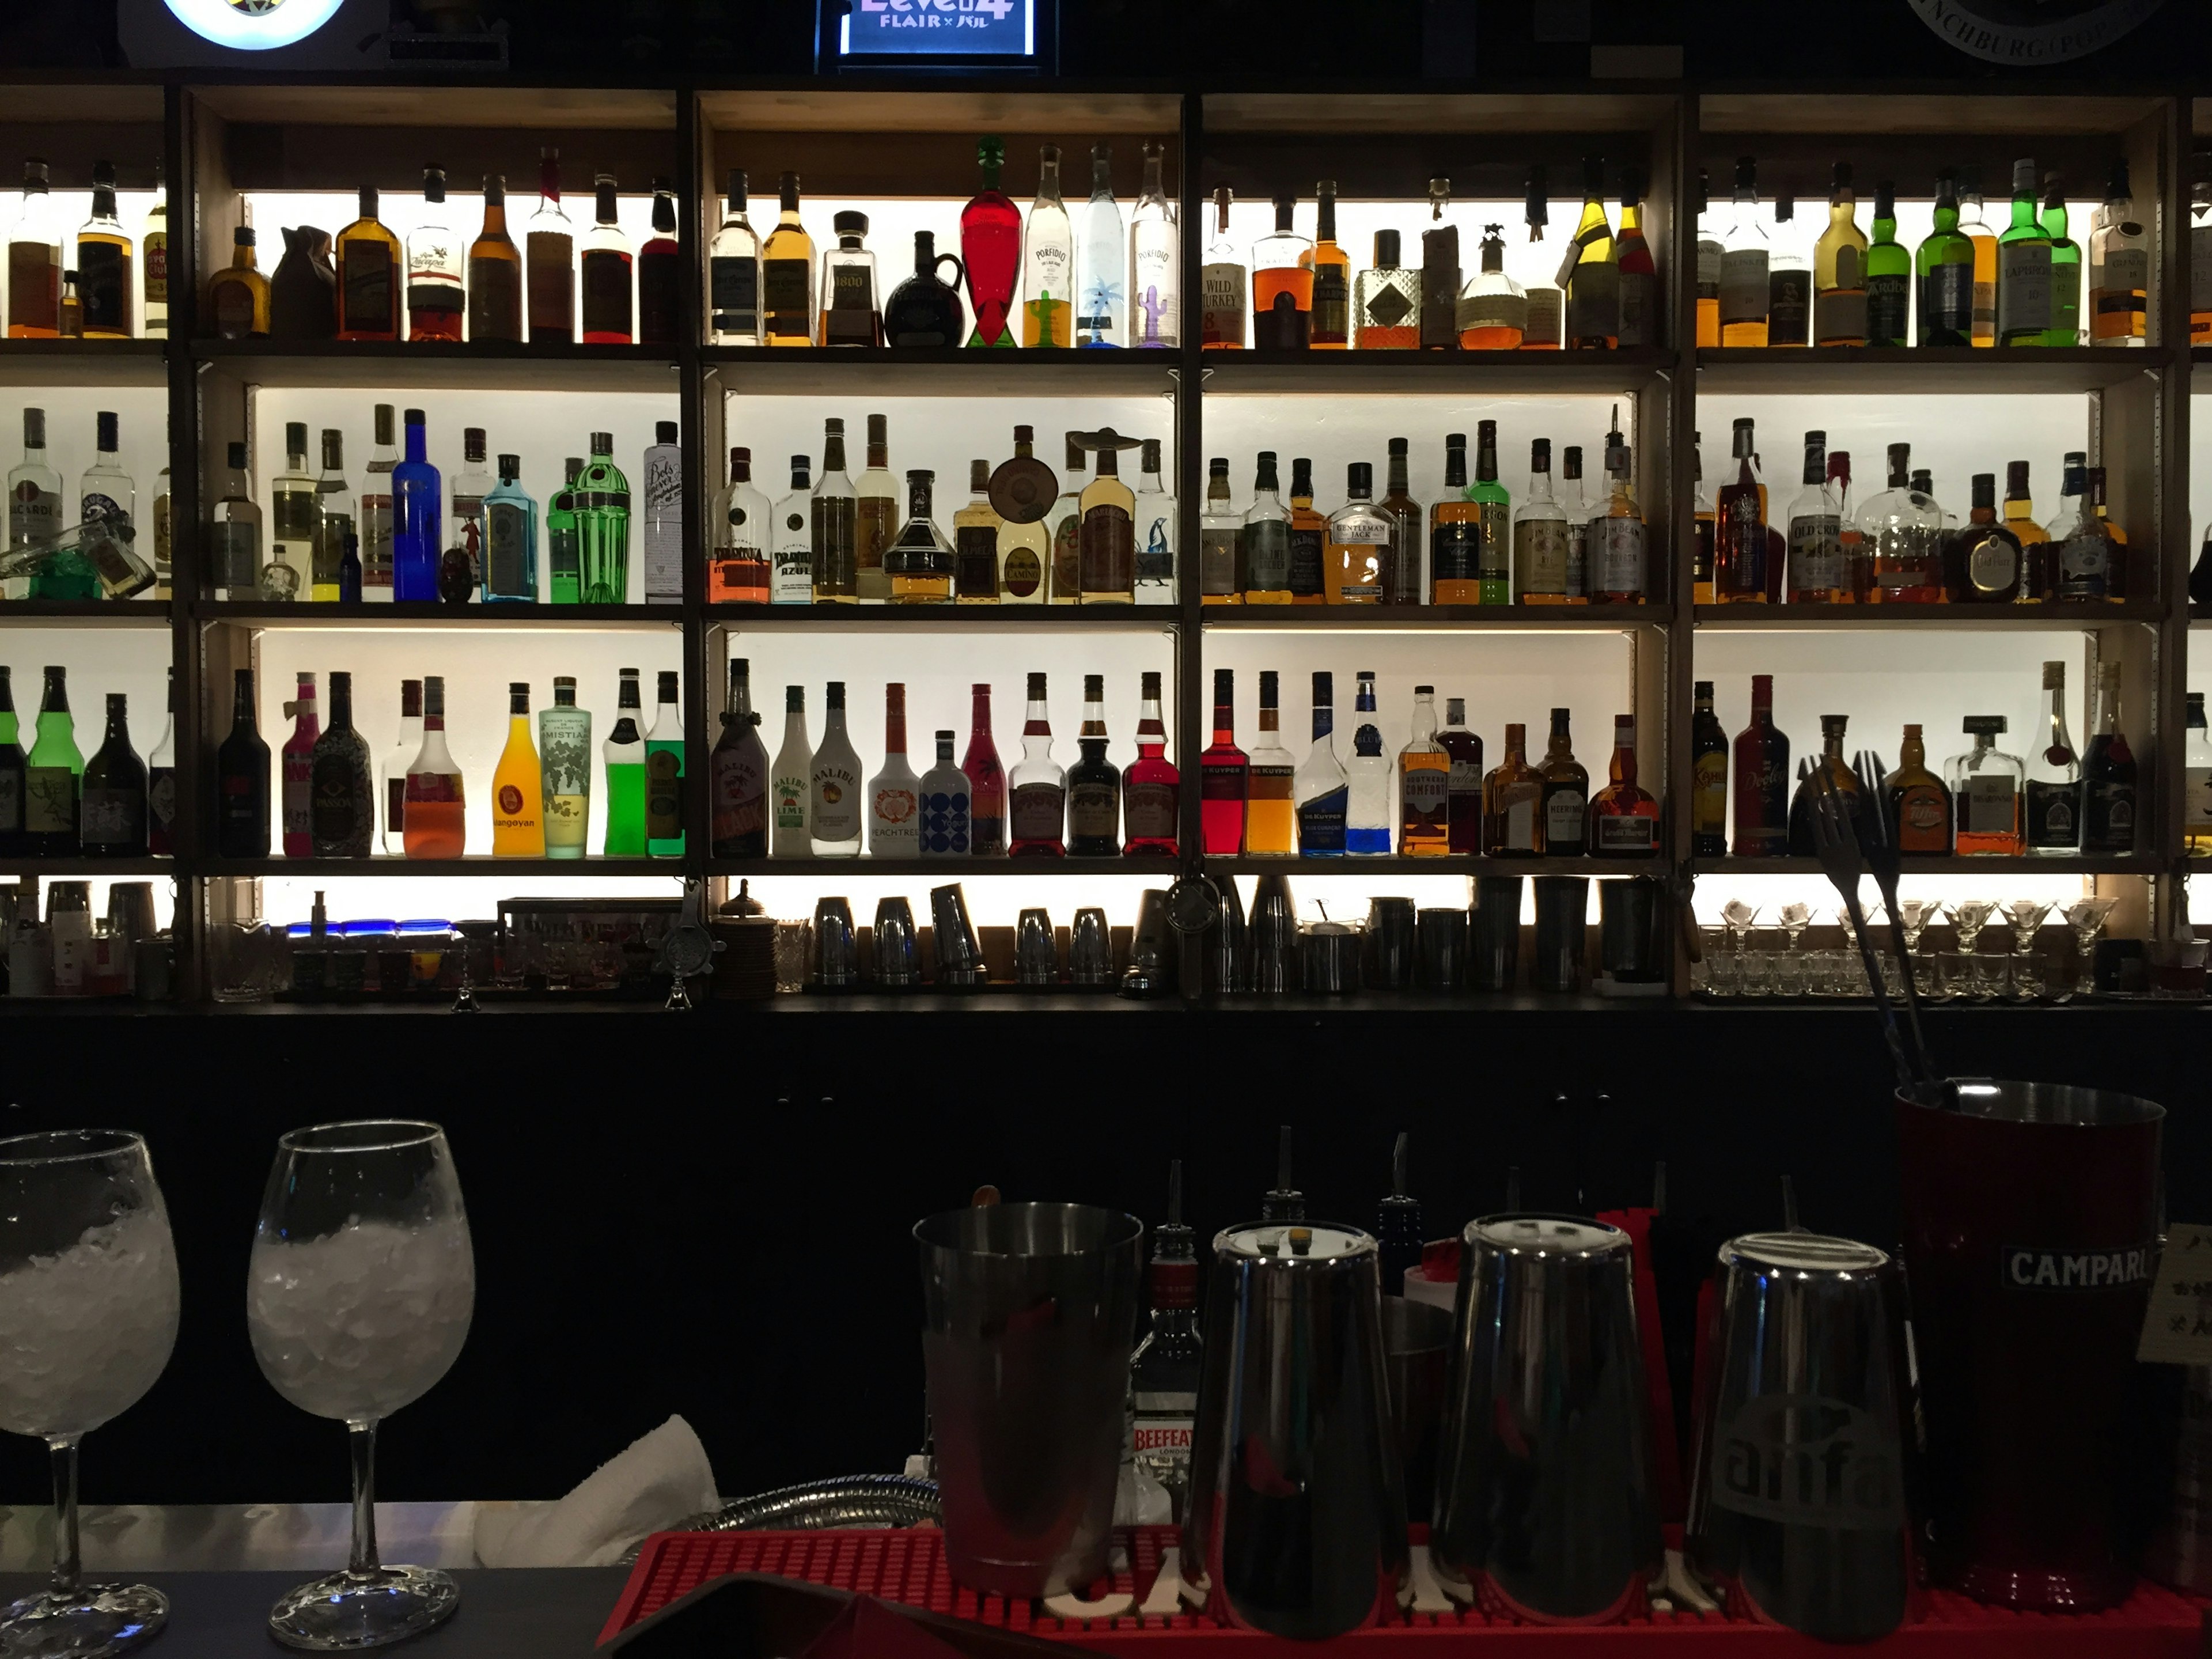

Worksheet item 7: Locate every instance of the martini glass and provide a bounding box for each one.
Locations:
[1720,899,1761,957]
[1776,902,1813,952]
[2059,896,2121,1002]
[1945,898,1997,956]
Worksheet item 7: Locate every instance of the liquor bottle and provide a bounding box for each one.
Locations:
[1244,671,1296,857]
[1241,451,1292,605]
[280,671,319,857]
[1783,713,1866,854]
[1615,168,1657,348]
[963,683,1006,855]
[1563,154,1619,349]
[400,165,462,342]
[1957,168,1999,347]
[885,469,953,605]
[1199,668,1248,855]
[2041,173,2081,347]
[919,730,971,856]
[1021,146,1075,349]
[809,419,857,604]
[579,431,631,604]
[1715,418,1767,603]
[1048,434,1088,603]
[1456,223,1527,350]
[526,148,577,344]
[1482,721,1541,856]
[806,679,861,858]
[1762,191,1809,347]
[1689,431,1715,604]
[819,212,880,347]
[547,456,585,604]
[868,682,922,857]
[1690,680,1728,855]
[1694,167,1721,349]
[57,270,80,339]
[441,504,476,603]
[1129,142,1179,350]
[391,408,441,603]
[1430,435,1480,605]
[5,407,56,603]
[1306,179,1349,349]
[211,667,268,859]
[1916,172,1976,347]
[1199,185,1247,350]
[1587,715,1659,857]
[603,668,648,855]
[1785,430,1845,603]
[1323,461,1390,605]
[2000,460,2048,596]
[948,459,1001,604]
[1828,450,1866,598]
[1346,674,1391,855]
[467,173,522,342]
[1294,671,1347,856]
[991,425,1051,605]
[959,138,1020,349]
[1731,675,1790,857]
[75,161,132,339]
[1865,180,1910,347]
[1129,1163,1202,1523]
[1997,158,2053,347]
[381,679,421,854]
[708,660,766,859]
[1536,708,1588,857]
[1134,439,1175,604]
[710,447,770,604]
[2188,692,2212,855]
[313,430,354,604]
[1008,672,1066,857]
[1518,173,1559,350]
[1377,437,1422,605]
[332,185,397,341]
[577,173,634,344]
[1123,672,1177,857]
[1200,457,1241,604]
[2051,459,2119,602]
[2081,661,2135,854]
[1513,439,1568,603]
[1883,724,1952,855]
[1470,420,1512,605]
[78,694,146,858]
[1080,431,1140,601]
[357,404,396,600]
[482,452,538,603]
[1252,193,1313,350]
[1945,717,2025,854]
[1948,473,2024,603]
[0,669,28,857]
[1397,685,1449,855]
[540,675,593,859]
[1591,418,1646,604]
[855,414,896,603]
[2023,661,2082,854]
[1813,162,1868,347]
[769,684,810,856]
[146,668,175,856]
[1076,143,1125,350]
[1861,442,1942,604]
[1426,697,1480,855]
[707,170,760,346]
[402,675,465,859]
[2086,160,2147,348]
[636,178,680,347]
[490,682,544,858]
[261,421,313,603]
[1356,229,1418,349]
[17,666,78,855]
[206,224,270,339]
[7,160,60,337]
[772,454,814,603]
[645,670,685,857]
[1720,155,1770,347]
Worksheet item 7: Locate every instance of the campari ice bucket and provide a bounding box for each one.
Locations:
[1685,1232,1918,1642]
[1181,1223,1410,1639]
[914,1202,1142,1599]
[1897,1081,2164,1611]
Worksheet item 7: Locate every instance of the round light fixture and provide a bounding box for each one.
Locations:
[164,0,347,50]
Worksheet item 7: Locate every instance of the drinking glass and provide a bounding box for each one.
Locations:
[1776,902,1813,952]
[1737,948,1776,998]
[0,1130,180,1658]
[1970,952,2011,1002]
[1893,897,1941,955]
[2062,896,2121,999]
[1720,899,1761,956]
[1773,950,1808,997]
[249,1122,474,1650]
[2003,898,2054,960]
[1945,898,1997,955]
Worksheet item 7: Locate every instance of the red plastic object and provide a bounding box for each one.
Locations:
[600,1528,2207,1654]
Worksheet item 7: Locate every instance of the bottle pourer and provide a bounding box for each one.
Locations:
[1376,1130,1423,1296]
[1260,1124,1304,1222]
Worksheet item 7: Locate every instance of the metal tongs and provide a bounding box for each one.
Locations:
[1804,766,1941,1103]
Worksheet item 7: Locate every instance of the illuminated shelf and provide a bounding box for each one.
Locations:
[1694,854,2157,876]
[0,858,178,878]
[1694,603,2160,630]
[706,604,1180,629]
[1206,855,1663,877]
[0,339,168,388]
[1202,346,1671,395]
[191,339,680,393]
[1205,603,1669,630]
[202,857,681,878]
[1696,344,2171,395]
[198,601,682,629]
[704,346,1176,397]
[708,855,1180,877]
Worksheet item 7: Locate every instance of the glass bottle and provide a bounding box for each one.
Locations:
[918,728,971,857]
[1859,442,1942,603]
[406,165,463,342]
[709,660,767,859]
[1252,192,1313,350]
[2041,172,2081,347]
[768,684,811,857]
[7,159,60,337]
[2088,159,2148,347]
[1021,146,1075,349]
[1200,185,1246,350]
[1129,141,1179,350]
[1346,673,1391,855]
[1325,461,1389,605]
[546,456,584,604]
[388,408,441,601]
[1130,1164,1202,1520]
[1536,708,1588,857]
[1564,154,1619,350]
[806,679,861,858]
[1785,712,1870,854]
[74,161,133,340]
[1470,419,1511,605]
[1078,431,1139,602]
[772,454,813,603]
[856,414,896,604]
[1714,418,1768,603]
[707,169,760,346]
[1378,437,1422,605]
[704,446,769,605]
[1916,172,1976,347]
[953,458,1001,604]
[963,682,1006,855]
[268,421,316,605]
[2081,662,2136,854]
[1123,671,1178,857]
[1786,429,1845,603]
[1587,715,1659,857]
[1435,696,1483,853]
[1482,720,1541,857]
[579,173,634,344]
[313,429,353,604]
[1241,450,1292,605]
[78,693,145,858]
[638,177,681,347]
[483,452,538,603]
[868,681,922,857]
[56,269,80,339]
[878,229,968,344]
[1763,191,1809,347]
[1694,166,1721,348]
[1865,180,1910,347]
[213,668,267,859]
[1304,178,1349,350]
[525,147,575,344]
[961,138,1020,349]
[1946,717,2026,855]
[1813,161,1868,347]
[2187,692,2212,855]
[2025,660,2082,853]
[805,418,856,604]
[1615,167,1657,349]
[1514,438,1569,604]
[1294,671,1347,857]
[1731,673,1790,857]
[1007,672,1066,857]
[649,423,687,601]
[643,669,686,857]
[17,665,79,855]
[1591,417,1647,605]
[2000,460,2048,597]
[1690,679,1728,855]
[1133,438,1175,604]
[1719,154,1770,346]
[1458,223,1526,349]
[885,469,953,605]
[1883,723,1952,855]
[1690,431,1715,603]
[146,668,176,856]
[207,224,270,339]
[1244,671,1296,858]
[1048,433,1087,603]
[578,431,631,605]
[819,211,880,347]
[334,184,399,341]
[380,679,421,854]
[490,682,544,858]
[1075,143,1124,349]
[1997,158,2053,347]
[1957,166,2000,346]
[467,173,522,342]
[1397,685,1449,855]
[1355,228,1419,349]
[1198,667,1248,855]
[9,407,64,596]
[1201,456,1242,605]
[1520,173,1560,350]
[1287,456,1326,604]
[540,675,593,859]
[602,668,648,856]
[402,675,465,859]
[1948,472,2024,603]
[358,404,396,600]
[990,423,1051,606]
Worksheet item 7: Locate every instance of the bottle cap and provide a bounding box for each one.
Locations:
[657,421,678,445]
[1374,228,1400,266]
[833,210,868,236]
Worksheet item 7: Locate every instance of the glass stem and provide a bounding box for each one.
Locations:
[48,1435,80,1596]
[348,1418,380,1576]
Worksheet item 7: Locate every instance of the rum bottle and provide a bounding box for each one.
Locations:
[707,171,760,346]
[646,671,685,857]
[1430,434,1480,605]
[1245,671,1296,857]
[1066,675,1120,856]
[1730,675,1790,858]
[1021,147,1074,349]
[1199,668,1248,855]
[2026,660,2082,853]
[402,676,465,859]
[491,681,544,858]
[603,668,648,855]
[1252,193,1312,350]
[1715,418,1768,603]
[1437,697,1483,854]
[709,662,766,859]
[1947,717,2025,855]
[526,148,575,343]
[541,675,594,859]
[1346,671,1390,854]
[1007,672,1066,857]
[1241,451,1291,604]
[963,682,1006,855]
[961,138,1020,349]
[920,730,971,857]
[334,184,398,341]
[1691,680,1728,855]
[1123,671,1178,857]
[1199,185,1245,349]
[1306,179,1349,348]
[467,173,523,342]
[280,671,319,857]
[2081,662,2136,854]
[1588,715,1660,857]
[807,680,861,858]
[78,694,146,859]
[770,684,811,856]
[1397,685,1449,855]
[1295,671,1347,856]
[406,166,463,341]
[867,682,922,857]
[1786,713,1868,855]
[580,173,635,344]
[1482,721,1540,856]
[1884,724,1952,855]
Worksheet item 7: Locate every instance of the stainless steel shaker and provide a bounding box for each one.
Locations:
[1015,907,1059,986]
[1685,1231,1916,1642]
[1068,907,1113,987]
[1433,1214,1660,1622]
[930,884,984,987]
[1365,897,1416,990]
[872,897,920,988]
[1183,1224,1410,1638]
[1469,876,1522,991]
[1120,889,1175,998]
[1249,874,1297,994]
[811,897,858,988]
[1203,878,1248,994]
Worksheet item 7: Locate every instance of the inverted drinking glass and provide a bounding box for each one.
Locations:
[0,1130,180,1659]
[249,1121,474,1651]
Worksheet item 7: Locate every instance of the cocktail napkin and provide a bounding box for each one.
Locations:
[474,1414,719,1567]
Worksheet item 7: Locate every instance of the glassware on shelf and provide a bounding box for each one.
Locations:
[1775,900,1812,952]
[2002,897,2054,959]
[1945,897,1997,955]
[2060,895,2120,999]
[1719,897,1760,956]
[249,1121,473,1650]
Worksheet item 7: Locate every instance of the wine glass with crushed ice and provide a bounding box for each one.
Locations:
[0,1130,180,1657]
[249,1122,474,1650]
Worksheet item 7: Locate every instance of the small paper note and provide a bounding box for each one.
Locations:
[2137,1224,2212,1365]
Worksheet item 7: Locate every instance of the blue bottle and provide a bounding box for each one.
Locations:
[391,407,442,601]
[1346,669,1392,855]
[480,453,539,603]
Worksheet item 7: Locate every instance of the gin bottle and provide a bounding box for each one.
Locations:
[1294,671,1348,856]
[708,659,766,861]
[1075,143,1124,349]
[919,729,971,857]
[1129,1161,1202,1524]
[578,431,630,604]
[643,420,682,604]
[483,453,538,603]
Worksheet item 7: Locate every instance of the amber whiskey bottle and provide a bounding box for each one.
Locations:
[1537,708,1588,857]
[1884,724,1953,854]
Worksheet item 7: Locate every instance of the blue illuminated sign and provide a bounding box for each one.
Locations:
[841,0,1033,58]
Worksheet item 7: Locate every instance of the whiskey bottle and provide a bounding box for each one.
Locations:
[1766,191,1810,347]
[2051,461,2119,602]
[1378,437,1422,605]
[819,212,880,347]
[1947,717,2025,855]
[1588,715,1659,857]
[963,683,1006,855]
[1513,439,1569,603]
[467,173,522,342]
[1694,167,1721,349]
[920,730,972,857]
[524,149,577,343]
[1457,223,1527,349]
[1397,685,1449,856]
[1559,443,1590,601]
[885,469,953,605]
[1730,674,1790,858]
[1590,416,1646,604]
[541,676,594,859]
[645,670,686,858]
[1830,450,1867,599]
[1021,146,1074,349]
[1134,438,1175,604]
[579,173,635,344]
[2186,693,2212,855]
[1123,671,1178,857]
[1884,724,1952,855]
[1916,173,1976,347]
[1785,430,1845,603]
[1129,1162,1202,1525]
[1008,672,1067,857]
[333,184,397,342]
[1245,671,1296,857]
[638,179,682,348]
[1324,461,1389,605]
[1715,418,1768,603]
[207,224,270,339]
[2025,660,2082,853]
[1786,713,1865,855]
[962,138,1020,349]
[1048,433,1087,603]
[402,675,466,859]
[1997,158,2053,347]
[490,681,545,859]
[1615,168,1657,349]
[1066,675,1120,857]
[1199,185,1245,349]
[762,172,815,347]
[1294,671,1347,857]
[1075,143,1125,349]
[1437,698,1483,853]
[75,162,133,339]
[2002,461,2049,597]
[1865,180,1910,347]
[953,459,1002,604]
[1354,229,1418,349]
[1957,168,2000,346]
[1431,434,1479,606]
[1252,193,1313,350]
[1308,179,1350,349]
[807,680,862,858]
[1286,456,1325,604]
[1471,420,1512,605]
[78,694,146,859]
[707,170,760,346]
[2089,159,2149,347]
[769,684,812,857]
[1537,708,1588,857]
[1861,443,1942,604]
[1346,673,1391,855]
[1813,162,1868,347]
[1562,154,1619,349]
[1948,473,2024,603]
[7,160,60,338]
[1690,680,1728,856]
[1719,156,1770,347]
[1199,456,1239,604]
[1482,721,1540,856]
[2041,173,2081,346]
[1078,430,1140,601]
[406,166,463,342]
[2080,662,2136,855]
[709,661,767,860]
[1199,668,1248,855]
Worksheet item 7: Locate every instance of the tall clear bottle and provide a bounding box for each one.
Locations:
[6,408,61,601]
[1513,439,1569,604]
[1295,671,1348,857]
[808,680,862,858]
[1021,146,1075,349]
[407,165,463,341]
[1134,438,1175,604]
[811,418,857,603]
[380,679,421,854]
[708,170,760,345]
[707,659,765,861]
[2025,659,2082,853]
[855,414,896,603]
[1786,429,1846,603]
[269,421,317,604]
[540,675,593,859]
[1008,672,1067,857]
[1128,141,1179,349]
[1202,457,1242,604]
[2089,158,2149,347]
[642,420,681,604]
[313,429,353,604]
[1591,415,1647,605]
[7,159,60,338]
[772,454,814,603]
[1719,155,1770,346]
[1075,143,1125,349]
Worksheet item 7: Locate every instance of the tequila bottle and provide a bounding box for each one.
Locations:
[707,170,760,346]
[1128,141,1179,349]
[763,172,816,346]
[540,675,593,859]
[1946,716,2026,855]
[1021,146,1074,348]
[710,447,770,604]
[953,459,1001,604]
[772,454,813,603]
[818,211,880,347]
[708,659,766,861]
[1075,143,1124,349]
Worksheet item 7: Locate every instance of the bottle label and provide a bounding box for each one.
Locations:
[1719,248,1768,325]
[486,501,529,597]
[1069,779,1118,840]
[1503,794,1537,853]
[2056,531,2108,598]
[1199,262,1245,347]
[1288,526,1325,596]
[148,770,174,840]
[1131,243,1178,346]
[1123,778,1176,842]
[1431,517,1479,584]
[712,745,764,846]
[920,775,971,854]
[1564,517,1588,597]
[956,524,999,599]
[77,240,127,333]
[2188,765,2212,832]
[709,256,759,332]
[1449,755,1482,794]
[1456,286,1526,336]
[1789,510,1843,594]
[2026,778,2080,847]
[1897,782,1950,851]
[1297,786,1347,853]
[1200,526,1240,597]
[1594,813,1656,854]
[1078,503,1134,597]
[9,484,59,551]
[1137,506,1173,586]
[2193,226,2212,314]
[339,240,392,332]
[1766,268,1810,344]
[464,257,520,339]
[1692,751,1728,836]
[1964,774,2016,834]
[773,509,812,601]
[1544,789,1586,848]
[24,767,72,834]
[1052,509,1083,598]
[1566,258,1619,340]
[1401,769,1448,838]
[2095,248,2148,316]
[1010,780,1065,843]
[1697,236,1723,295]
[1523,286,1562,346]
[80,788,132,843]
[213,279,257,339]
[7,247,56,331]
[1997,243,2051,335]
[1923,262,1973,338]
[762,257,810,325]
[1593,517,1645,598]
[869,782,918,853]
[810,762,857,840]
[643,745,684,841]
[2051,261,2081,342]
[2087,782,2135,850]
[1866,272,1910,343]
[1310,263,1349,344]
[1003,544,1043,599]
[1132,1418,1194,1456]
[1815,282,1867,343]
[1965,529,2018,595]
[1514,519,1568,596]
[282,757,312,839]
[1617,268,1654,347]
[1243,520,1290,593]
[1476,501,1510,587]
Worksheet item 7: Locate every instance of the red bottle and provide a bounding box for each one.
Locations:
[1730,673,1790,857]
[637,177,682,347]
[1715,416,1770,604]
[961,137,1020,349]
[1123,669,1179,855]
[1588,714,1660,856]
[1199,667,1249,855]
[281,672,320,859]
[961,682,1006,855]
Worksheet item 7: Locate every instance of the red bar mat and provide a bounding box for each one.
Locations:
[601,1527,2209,1654]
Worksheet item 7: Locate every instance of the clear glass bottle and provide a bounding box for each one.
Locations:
[1240,451,1292,606]
[1397,684,1449,855]
[867,682,921,857]
[1591,416,1646,604]
[1244,670,1296,857]
[539,675,592,859]
[450,426,492,592]
[1946,716,2026,855]
[1199,185,1245,349]
[2025,658,2082,854]
[525,147,575,344]
[1344,672,1391,854]
[1007,672,1067,857]
[1021,146,1075,349]
[1047,433,1087,603]
[313,429,353,604]
[1457,223,1527,349]
[811,418,857,603]
[2089,158,2149,347]
[1513,439,1569,603]
[769,684,812,856]
[991,424,1050,605]
[7,158,60,338]
[819,211,881,347]
[1252,192,1313,350]
[379,679,421,854]
[1128,141,1179,349]
[1075,143,1125,349]
[772,454,813,604]
[74,161,134,340]
[1766,191,1810,347]
[1134,438,1175,604]
[1294,671,1347,856]
[577,431,630,605]
[808,680,862,858]
[483,453,537,603]
[578,173,634,344]
[407,165,464,341]
[1354,228,1419,349]
[1719,154,1770,346]
[708,446,770,604]
[707,169,760,346]
[356,403,396,601]
[1859,441,1944,604]
[6,407,62,600]
[1200,456,1242,604]
[266,421,316,604]
[953,458,1001,604]
[1785,429,1846,603]
[885,470,953,604]
[1325,461,1390,605]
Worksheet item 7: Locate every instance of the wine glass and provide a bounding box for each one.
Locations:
[0,1130,180,1658]
[1893,897,1941,955]
[249,1122,475,1651]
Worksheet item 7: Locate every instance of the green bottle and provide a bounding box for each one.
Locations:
[1864,180,1911,348]
[1995,157,2052,347]
[23,665,82,856]
[547,456,584,604]
[1465,418,1512,607]
[601,667,647,855]
[645,669,684,857]
[578,431,631,605]
[2040,173,2081,346]
[1914,172,1975,347]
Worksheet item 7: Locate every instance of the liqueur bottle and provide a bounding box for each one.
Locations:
[1948,473,2024,603]
[645,670,685,857]
[541,675,594,859]
[1730,673,1790,858]
[1129,1162,1203,1524]
[1122,672,1178,857]
[525,149,577,344]
[1201,457,1242,604]
[2081,661,2136,854]
[1007,672,1066,857]
[2025,660,2082,854]
[1295,671,1347,857]
[885,469,954,605]
[1883,724,1952,855]
[490,682,544,858]
[579,173,635,344]
[868,682,922,858]
[1437,698,1483,854]
[603,668,648,856]
[638,178,682,347]
[1244,671,1296,857]
[1066,676,1120,857]
[280,671,319,857]
[1346,684,1392,855]
[1786,713,1867,855]
[380,679,421,854]
[1588,715,1660,857]
[807,680,861,858]
[1690,680,1728,856]
[769,684,811,857]
[467,173,522,342]
[1199,668,1248,855]
[963,682,1006,855]
[334,184,399,341]
[991,424,1053,605]
[709,661,766,861]
[1537,707,1588,857]
[1397,685,1449,855]
[402,675,465,859]
[78,693,146,859]
[961,138,1020,348]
